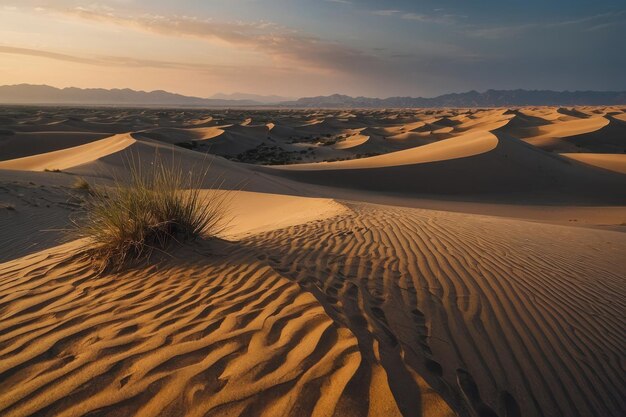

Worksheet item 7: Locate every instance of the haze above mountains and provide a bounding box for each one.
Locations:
[1,84,625,108]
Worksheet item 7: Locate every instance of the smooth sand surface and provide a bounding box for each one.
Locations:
[0,133,135,171]
[274,130,498,170]
[0,131,111,161]
[263,132,626,198]
[561,152,626,174]
[221,191,348,240]
[0,106,625,417]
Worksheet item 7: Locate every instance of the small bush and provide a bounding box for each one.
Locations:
[73,177,91,191]
[74,155,230,271]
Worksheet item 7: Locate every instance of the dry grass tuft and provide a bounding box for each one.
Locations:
[0,203,16,211]
[72,177,91,191]
[73,155,230,271]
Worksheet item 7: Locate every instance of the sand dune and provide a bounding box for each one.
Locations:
[0,241,381,417]
[218,191,348,240]
[0,132,110,161]
[524,115,608,136]
[557,115,626,153]
[497,111,626,153]
[560,152,626,174]
[0,139,316,261]
[245,204,626,417]
[1,202,624,417]
[265,131,626,198]
[274,130,497,170]
[332,133,371,150]
[199,124,273,156]
[1,106,625,417]
[133,127,225,144]
[0,133,136,171]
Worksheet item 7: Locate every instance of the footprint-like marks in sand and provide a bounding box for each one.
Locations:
[248,204,626,417]
[3,202,624,417]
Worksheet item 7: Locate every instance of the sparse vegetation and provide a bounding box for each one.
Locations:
[72,177,91,191]
[73,156,230,271]
[230,144,304,165]
[44,168,62,173]
[175,141,198,150]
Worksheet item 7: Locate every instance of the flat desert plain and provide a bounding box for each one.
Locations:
[0,106,625,417]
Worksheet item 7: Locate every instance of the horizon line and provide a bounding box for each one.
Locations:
[2,83,626,102]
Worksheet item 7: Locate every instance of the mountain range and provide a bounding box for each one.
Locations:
[209,92,295,104]
[1,84,625,108]
[283,90,626,108]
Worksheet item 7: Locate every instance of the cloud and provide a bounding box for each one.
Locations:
[371,9,462,24]
[401,12,459,24]
[325,0,352,4]
[23,4,379,75]
[372,10,401,17]
[466,24,536,40]
[547,10,625,27]
[0,45,101,66]
[466,10,626,39]
[0,45,285,75]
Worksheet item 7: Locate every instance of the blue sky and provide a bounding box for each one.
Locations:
[0,0,624,97]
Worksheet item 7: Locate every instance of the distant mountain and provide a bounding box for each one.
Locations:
[210,92,295,104]
[282,90,626,108]
[1,85,625,108]
[0,84,263,107]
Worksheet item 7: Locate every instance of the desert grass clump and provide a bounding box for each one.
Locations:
[75,156,229,271]
[0,202,16,211]
[72,177,91,191]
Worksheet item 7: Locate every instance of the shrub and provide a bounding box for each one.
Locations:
[72,177,91,191]
[73,155,230,271]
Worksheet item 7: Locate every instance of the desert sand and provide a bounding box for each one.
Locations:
[1,106,625,417]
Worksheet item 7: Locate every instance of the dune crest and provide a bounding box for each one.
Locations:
[220,191,348,240]
[0,133,135,171]
[560,152,626,174]
[274,130,498,171]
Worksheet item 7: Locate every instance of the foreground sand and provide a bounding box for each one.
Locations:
[1,106,625,416]
[1,203,624,416]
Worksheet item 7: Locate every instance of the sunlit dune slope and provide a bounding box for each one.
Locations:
[273,130,497,170]
[263,130,626,198]
[0,133,136,171]
[0,132,110,161]
[560,153,626,174]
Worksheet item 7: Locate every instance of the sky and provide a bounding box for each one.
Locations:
[0,0,625,98]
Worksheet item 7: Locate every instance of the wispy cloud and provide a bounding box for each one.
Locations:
[23,4,378,75]
[548,10,626,27]
[371,9,462,24]
[372,10,401,17]
[325,0,352,5]
[466,24,536,40]
[466,10,626,39]
[0,45,283,75]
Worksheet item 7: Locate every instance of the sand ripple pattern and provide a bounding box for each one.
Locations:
[246,205,626,417]
[1,204,625,417]
[0,242,364,417]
